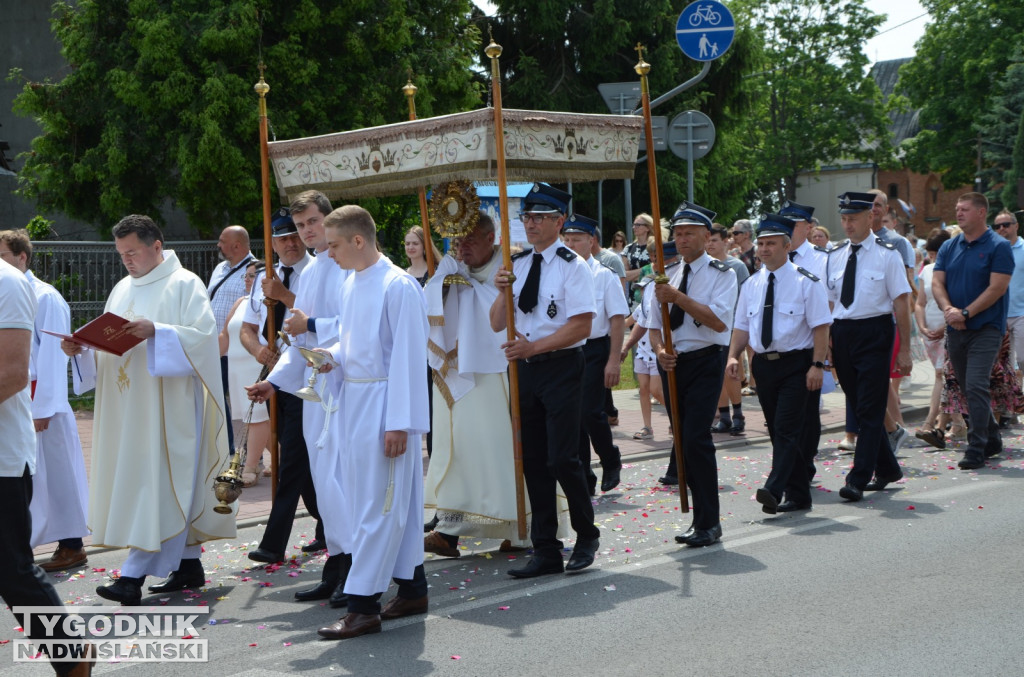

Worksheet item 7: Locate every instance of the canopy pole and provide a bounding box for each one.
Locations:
[403,76,436,276]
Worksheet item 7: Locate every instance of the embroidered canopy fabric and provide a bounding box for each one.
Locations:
[268,108,642,201]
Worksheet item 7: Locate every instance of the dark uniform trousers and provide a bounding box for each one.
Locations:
[831,315,900,488]
[258,391,325,552]
[579,336,621,484]
[660,346,727,531]
[752,349,815,504]
[0,466,84,675]
[517,350,600,558]
[347,563,429,615]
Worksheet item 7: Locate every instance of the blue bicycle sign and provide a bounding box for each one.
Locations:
[676,0,735,62]
[688,4,722,26]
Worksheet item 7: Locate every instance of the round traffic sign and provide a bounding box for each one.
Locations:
[676,1,735,62]
[667,111,716,161]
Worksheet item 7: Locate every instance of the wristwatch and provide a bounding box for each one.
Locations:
[812,361,826,369]
[961,308,970,319]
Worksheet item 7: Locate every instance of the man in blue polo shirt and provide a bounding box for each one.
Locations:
[932,192,1015,470]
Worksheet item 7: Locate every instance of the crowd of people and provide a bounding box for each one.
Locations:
[0,183,1019,670]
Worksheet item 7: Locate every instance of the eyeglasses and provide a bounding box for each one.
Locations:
[994,221,1016,230]
[632,222,648,228]
[519,213,558,224]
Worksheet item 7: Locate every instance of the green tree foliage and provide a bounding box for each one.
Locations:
[975,53,1024,211]
[738,0,892,205]
[897,0,1024,189]
[10,0,484,238]
[490,0,763,226]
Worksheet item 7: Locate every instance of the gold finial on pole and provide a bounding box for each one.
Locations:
[634,43,651,77]
[485,25,503,59]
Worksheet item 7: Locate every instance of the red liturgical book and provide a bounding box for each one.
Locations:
[42,312,144,357]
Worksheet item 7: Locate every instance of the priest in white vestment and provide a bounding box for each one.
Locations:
[0,230,90,571]
[247,191,351,607]
[313,205,429,641]
[63,215,235,606]
[423,214,567,558]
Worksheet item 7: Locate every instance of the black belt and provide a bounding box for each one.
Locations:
[676,344,723,361]
[832,315,893,326]
[585,336,611,346]
[522,346,583,364]
[756,348,812,361]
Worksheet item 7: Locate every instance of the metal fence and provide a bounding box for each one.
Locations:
[32,240,265,328]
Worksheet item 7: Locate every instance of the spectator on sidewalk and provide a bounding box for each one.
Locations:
[932,193,1015,470]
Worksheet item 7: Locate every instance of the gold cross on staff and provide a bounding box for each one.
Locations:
[635,42,645,61]
[258,61,266,77]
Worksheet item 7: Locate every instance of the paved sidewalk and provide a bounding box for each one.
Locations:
[40,359,936,559]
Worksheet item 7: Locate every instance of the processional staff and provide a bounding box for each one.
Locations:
[486,32,528,540]
[403,76,437,276]
[635,44,689,512]
[255,64,281,496]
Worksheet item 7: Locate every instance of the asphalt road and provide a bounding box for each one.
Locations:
[5,419,1024,676]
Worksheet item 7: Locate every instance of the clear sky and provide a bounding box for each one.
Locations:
[471,0,931,65]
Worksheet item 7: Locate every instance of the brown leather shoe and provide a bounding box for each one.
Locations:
[380,595,428,620]
[424,531,460,558]
[499,539,527,552]
[317,612,381,640]
[39,546,88,572]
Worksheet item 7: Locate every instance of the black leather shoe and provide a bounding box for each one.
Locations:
[96,576,143,606]
[302,539,326,553]
[601,462,622,492]
[508,557,564,578]
[777,500,812,512]
[684,524,722,548]
[658,475,679,486]
[295,580,335,601]
[839,483,863,502]
[329,583,349,608]
[730,415,746,436]
[566,538,599,572]
[586,472,597,497]
[985,438,1004,458]
[248,548,285,564]
[958,454,984,470]
[423,514,439,533]
[674,525,697,544]
[755,488,778,514]
[865,470,904,491]
[710,419,732,434]
[148,568,205,593]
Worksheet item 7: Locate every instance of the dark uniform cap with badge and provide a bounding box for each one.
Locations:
[837,192,876,214]
[562,213,598,236]
[271,207,297,237]
[756,213,795,239]
[669,200,716,231]
[522,182,572,215]
[779,200,815,222]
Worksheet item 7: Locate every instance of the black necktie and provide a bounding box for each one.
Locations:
[840,244,860,309]
[761,272,775,349]
[271,265,294,333]
[669,263,692,330]
[788,251,797,262]
[518,253,542,313]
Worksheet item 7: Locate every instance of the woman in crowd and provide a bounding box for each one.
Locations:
[405,225,442,287]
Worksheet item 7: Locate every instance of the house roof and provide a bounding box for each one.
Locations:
[870,57,920,146]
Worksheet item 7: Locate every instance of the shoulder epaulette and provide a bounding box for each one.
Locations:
[555,246,577,261]
[875,237,896,249]
[828,240,850,253]
[511,248,533,261]
[813,245,828,253]
[709,259,729,272]
[797,266,820,282]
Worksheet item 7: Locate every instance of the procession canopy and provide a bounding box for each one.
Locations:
[268,108,643,201]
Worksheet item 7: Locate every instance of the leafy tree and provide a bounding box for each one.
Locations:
[10,0,484,238]
[737,0,892,205]
[897,0,1024,189]
[974,53,1024,211]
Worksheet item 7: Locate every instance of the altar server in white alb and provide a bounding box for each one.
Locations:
[313,205,429,641]
[246,190,351,608]
[63,215,235,605]
[0,230,89,571]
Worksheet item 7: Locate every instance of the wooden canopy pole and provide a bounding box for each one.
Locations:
[403,77,436,276]
[255,64,280,497]
[486,33,528,541]
[635,45,689,512]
